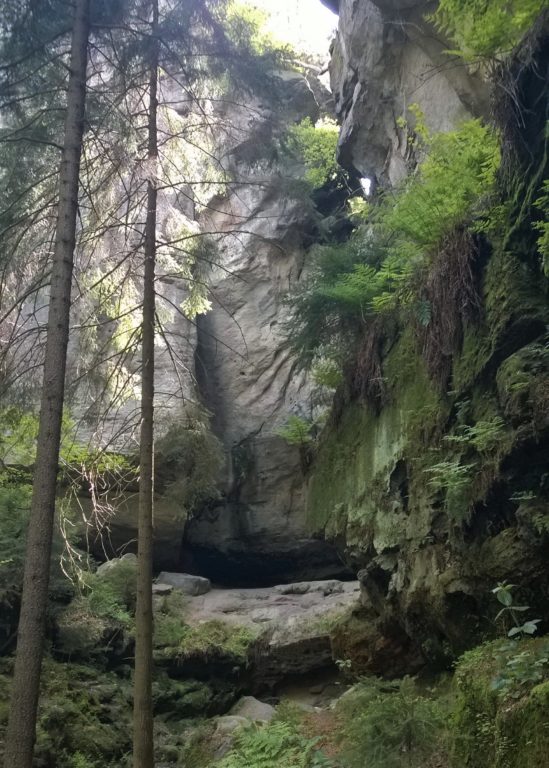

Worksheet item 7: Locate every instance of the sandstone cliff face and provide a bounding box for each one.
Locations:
[330,0,489,185]
[308,3,549,668]
[77,71,346,580]
[182,74,348,584]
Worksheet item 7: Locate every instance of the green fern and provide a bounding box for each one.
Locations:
[215,719,335,768]
[431,0,546,59]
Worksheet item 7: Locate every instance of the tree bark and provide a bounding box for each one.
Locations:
[3,1,90,767]
[133,1,159,766]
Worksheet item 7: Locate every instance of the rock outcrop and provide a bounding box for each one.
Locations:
[330,0,490,185]
[309,2,549,666]
[181,578,360,686]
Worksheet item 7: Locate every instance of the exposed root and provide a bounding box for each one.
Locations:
[415,228,482,390]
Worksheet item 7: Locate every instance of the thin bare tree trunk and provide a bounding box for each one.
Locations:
[3,1,90,767]
[133,1,159,766]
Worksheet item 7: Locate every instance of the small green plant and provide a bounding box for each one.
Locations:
[492,641,549,697]
[492,582,540,638]
[285,121,499,369]
[311,358,344,390]
[445,417,506,455]
[424,458,475,523]
[276,415,313,446]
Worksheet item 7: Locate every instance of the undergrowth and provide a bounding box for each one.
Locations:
[214,717,336,768]
[336,676,451,768]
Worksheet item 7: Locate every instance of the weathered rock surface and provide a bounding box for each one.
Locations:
[330,0,490,185]
[180,73,350,585]
[229,696,276,722]
[183,579,360,684]
[76,70,346,580]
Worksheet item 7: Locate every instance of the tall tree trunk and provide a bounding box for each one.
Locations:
[133,1,159,766]
[3,1,90,767]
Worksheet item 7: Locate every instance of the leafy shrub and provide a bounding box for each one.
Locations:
[286,121,499,367]
[286,118,341,190]
[276,415,313,445]
[492,641,549,697]
[286,234,386,367]
[431,0,546,59]
[311,357,343,390]
[337,676,450,768]
[375,121,499,296]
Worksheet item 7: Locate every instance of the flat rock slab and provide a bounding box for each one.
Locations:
[184,580,360,657]
[157,572,211,595]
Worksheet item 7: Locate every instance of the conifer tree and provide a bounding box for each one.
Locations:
[133,0,159,764]
[3,0,91,766]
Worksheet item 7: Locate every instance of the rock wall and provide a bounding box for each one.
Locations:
[307,2,549,668]
[77,70,348,580]
[183,73,349,584]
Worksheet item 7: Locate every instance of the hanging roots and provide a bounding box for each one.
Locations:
[415,228,482,390]
[345,318,386,409]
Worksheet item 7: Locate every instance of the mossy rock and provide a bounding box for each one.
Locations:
[454,637,549,768]
[308,331,444,551]
[496,341,549,427]
[453,249,547,392]
[0,655,235,768]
